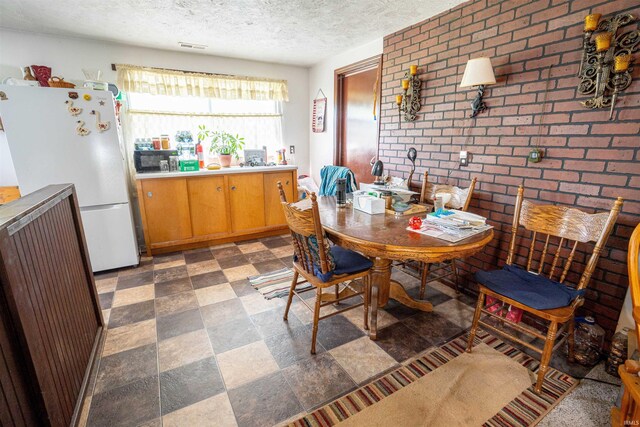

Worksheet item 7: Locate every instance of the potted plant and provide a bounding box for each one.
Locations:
[198,126,245,168]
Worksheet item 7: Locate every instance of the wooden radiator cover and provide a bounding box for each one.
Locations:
[0,184,104,426]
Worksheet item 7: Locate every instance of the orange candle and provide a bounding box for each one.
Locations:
[595,32,612,52]
[584,13,601,32]
[395,95,403,105]
[614,54,632,72]
[401,79,410,90]
[409,65,418,75]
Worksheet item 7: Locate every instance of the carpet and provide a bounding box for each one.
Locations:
[288,330,578,427]
[248,267,312,299]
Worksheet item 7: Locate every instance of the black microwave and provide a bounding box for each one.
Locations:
[134,150,179,173]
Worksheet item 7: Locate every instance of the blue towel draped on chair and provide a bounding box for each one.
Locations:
[318,166,358,196]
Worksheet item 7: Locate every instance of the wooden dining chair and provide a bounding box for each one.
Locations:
[466,186,623,394]
[279,184,373,354]
[611,223,640,426]
[418,171,477,295]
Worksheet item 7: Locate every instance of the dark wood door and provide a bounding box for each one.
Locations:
[335,57,381,186]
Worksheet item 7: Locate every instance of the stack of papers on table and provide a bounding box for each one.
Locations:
[407,209,493,243]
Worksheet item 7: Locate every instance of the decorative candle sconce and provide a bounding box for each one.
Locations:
[577,12,638,120]
[395,65,421,125]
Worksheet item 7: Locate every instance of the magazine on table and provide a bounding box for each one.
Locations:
[407,209,493,243]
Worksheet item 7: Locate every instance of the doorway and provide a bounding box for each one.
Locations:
[334,56,382,186]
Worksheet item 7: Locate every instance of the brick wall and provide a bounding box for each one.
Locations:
[380,0,640,341]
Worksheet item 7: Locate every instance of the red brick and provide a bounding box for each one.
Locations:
[559,182,601,196]
[592,123,640,135]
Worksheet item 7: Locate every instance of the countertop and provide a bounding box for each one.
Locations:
[135,165,298,180]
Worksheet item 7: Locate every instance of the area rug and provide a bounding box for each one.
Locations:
[288,330,578,427]
[248,267,312,299]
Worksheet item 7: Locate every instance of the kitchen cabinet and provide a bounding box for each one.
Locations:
[136,167,297,255]
[140,178,192,244]
[188,176,230,236]
[228,173,266,231]
[264,172,294,226]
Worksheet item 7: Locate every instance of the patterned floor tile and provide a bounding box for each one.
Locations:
[99,292,114,310]
[372,322,433,363]
[163,393,237,427]
[264,326,323,369]
[154,277,192,298]
[250,307,303,339]
[229,279,256,297]
[102,319,156,357]
[187,259,221,276]
[223,264,259,282]
[211,246,243,259]
[262,237,290,248]
[244,250,276,264]
[102,309,110,325]
[117,260,153,277]
[108,300,155,328]
[270,245,294,259]
[156,308,204,341]
[402,311,464,346]
[160,356,225,415]
[283,352,356,411]
[154,265,188,284]
[315,314,365,351]
[88,375,160,427]
[433,298,477,329]
[227,371,303,427]
[207,317,261,354]
[289,298,338,325]
[153,252,184,265]
[111,284,154,308]
[329,336,398,384]
[239,291,284,316]
[184,249,214,264]
[191,270,228,289]
[95,277,117,294]
[158,329,214,372]
[218,255,251,269]
[155,290,199,317]
[200,298,248,328]
[237,241,268,254]
[253,259,287,274]
[94,343,157,394]
[216,341,280,389]
[116,270,154,290]
[341,304,398,331]
[195,283,237,306]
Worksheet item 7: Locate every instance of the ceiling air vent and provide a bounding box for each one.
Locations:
[179,42,207,50]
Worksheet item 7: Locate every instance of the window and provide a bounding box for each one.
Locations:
[125,93,284,160]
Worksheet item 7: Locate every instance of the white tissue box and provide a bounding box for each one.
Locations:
[353,194,385,215]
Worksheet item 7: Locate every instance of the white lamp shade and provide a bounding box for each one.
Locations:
[460,57,496,88]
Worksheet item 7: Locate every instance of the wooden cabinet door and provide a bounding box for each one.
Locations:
[264,172,294,226]
[228,173,265,232]
[141,179,192,243]
[188,176,230,236]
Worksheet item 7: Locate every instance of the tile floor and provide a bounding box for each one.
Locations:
[86,234,621,427]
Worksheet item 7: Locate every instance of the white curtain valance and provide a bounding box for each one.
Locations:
[116,64,289,101]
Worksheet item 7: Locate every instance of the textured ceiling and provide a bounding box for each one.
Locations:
[0,0,467,66]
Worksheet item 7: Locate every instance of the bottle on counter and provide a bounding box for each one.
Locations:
[196,142,205,168]
[161,134,170,150]
[152,137,161,150]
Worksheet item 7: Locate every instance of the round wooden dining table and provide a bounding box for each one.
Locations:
[317,196,494,339]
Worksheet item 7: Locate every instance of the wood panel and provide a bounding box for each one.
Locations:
[264,172,294,226]
[0,186,20,204]
[188,176,230,236]
[0,184,103,426]
[228,173,265,232]
[141,178,192,244]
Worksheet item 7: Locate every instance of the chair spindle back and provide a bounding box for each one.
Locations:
[506,186,623,290]
[280,191,332,276]
[419,171,477,211]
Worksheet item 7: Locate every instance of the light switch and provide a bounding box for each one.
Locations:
[290,145,295,154]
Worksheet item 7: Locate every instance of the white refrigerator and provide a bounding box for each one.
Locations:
[0,85,139,272]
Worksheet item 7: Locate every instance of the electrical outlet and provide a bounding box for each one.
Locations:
[289,145,295,154]
[459,150,469,167]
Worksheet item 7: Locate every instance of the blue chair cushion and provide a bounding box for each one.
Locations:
[475,264,585,310]
[314,245,373,283]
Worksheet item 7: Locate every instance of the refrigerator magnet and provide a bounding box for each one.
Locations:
[65,100,82,116]
[83,94,92,101]
[98,100,105,106]
[0,91,7,101]
[90,110,110,132]
[68,91,78,99]
[76,120,90,136]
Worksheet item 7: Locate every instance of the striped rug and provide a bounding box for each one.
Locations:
[288,330,578,427]
[248,267,313,299]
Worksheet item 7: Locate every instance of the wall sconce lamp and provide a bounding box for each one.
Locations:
[395,65,421,124]
[460,57,497,118]
[577,12,638,120]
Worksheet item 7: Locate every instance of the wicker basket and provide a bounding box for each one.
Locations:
[48,76,76,88]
